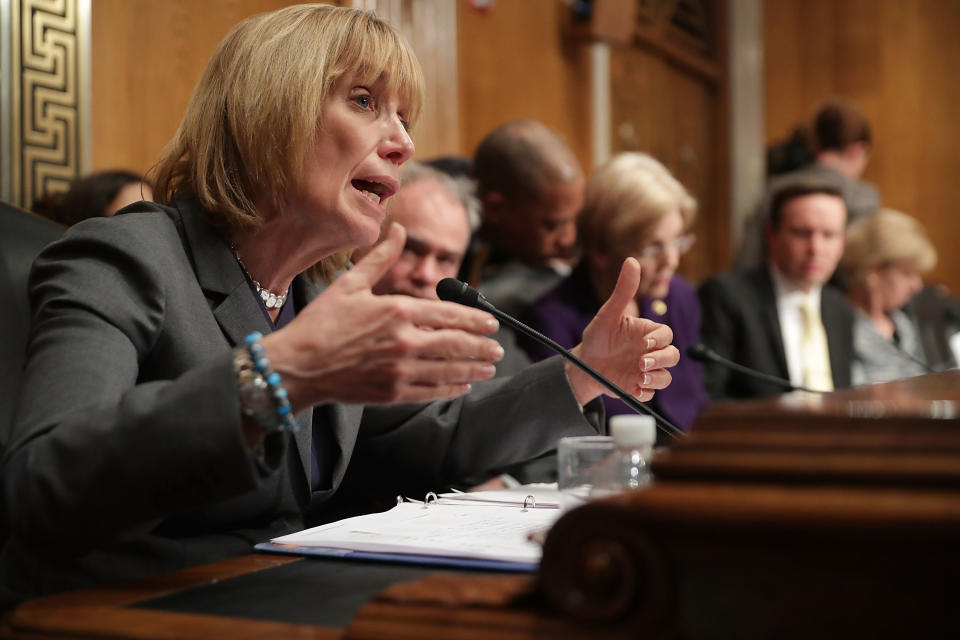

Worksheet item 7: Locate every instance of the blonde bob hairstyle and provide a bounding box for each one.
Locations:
[578,152,696,258]
[151,4,424,279]
[840,208,937,285]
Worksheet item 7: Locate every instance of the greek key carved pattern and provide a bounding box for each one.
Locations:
[12,0,81,208]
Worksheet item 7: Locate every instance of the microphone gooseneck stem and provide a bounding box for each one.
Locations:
[486,307,687,441]
[890,341,935,374]
[716,356,803,390]
[690,345,820,394]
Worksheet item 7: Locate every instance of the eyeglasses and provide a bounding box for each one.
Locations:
[637,233,696,260]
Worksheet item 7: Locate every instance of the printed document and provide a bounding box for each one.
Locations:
[271,500,562,565]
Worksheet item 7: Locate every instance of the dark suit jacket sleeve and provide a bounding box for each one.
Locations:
[697,276,739,400]
[3,220,263,554]
[334,356,603,503]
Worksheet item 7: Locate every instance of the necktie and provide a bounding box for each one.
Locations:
[800,298,834,391]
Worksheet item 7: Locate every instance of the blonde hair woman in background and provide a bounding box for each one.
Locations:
[840,208,938,384]
[2,5,678,602]
[520,152,708,434]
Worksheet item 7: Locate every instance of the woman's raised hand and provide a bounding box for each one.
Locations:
[566,257,679,406]
[262,224,503,409]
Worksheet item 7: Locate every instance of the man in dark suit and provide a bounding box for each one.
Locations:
[735,99,880,269]
[459,120,585,318]
[698,181,854,400]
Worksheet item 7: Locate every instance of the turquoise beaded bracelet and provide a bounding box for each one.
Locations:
[244,331,298,432]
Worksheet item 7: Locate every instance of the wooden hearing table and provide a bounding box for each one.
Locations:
[3,371,959,639]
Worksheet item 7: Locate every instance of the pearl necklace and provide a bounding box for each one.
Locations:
[233,250,288,310]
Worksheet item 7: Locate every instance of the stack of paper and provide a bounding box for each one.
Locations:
[257,485,563,571]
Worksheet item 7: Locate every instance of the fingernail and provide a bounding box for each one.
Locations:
[643,373,651,386]
[491,345,505,361]
[485,318,499,331]
[646,338,656,349]
[643,357,655,371]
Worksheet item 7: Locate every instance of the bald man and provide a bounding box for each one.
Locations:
[462,120,585,318]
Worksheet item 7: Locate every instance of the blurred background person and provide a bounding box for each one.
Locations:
[519,152,707,433]
[37,170,153,227]
[699,180,855,400]
[353,160,540,490]
[353,160,530,377]
[461,119,585,317]
[737,99,879,269]
[840,208,946,385]
[907,285,960,373]
[423,154,472,178]
[359,162,477,300]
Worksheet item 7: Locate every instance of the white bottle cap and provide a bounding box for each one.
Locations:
[610,414,656,448]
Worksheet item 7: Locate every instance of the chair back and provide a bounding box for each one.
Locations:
[0,203,63,454]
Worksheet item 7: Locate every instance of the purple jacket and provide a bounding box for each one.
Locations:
[518,264,708,431]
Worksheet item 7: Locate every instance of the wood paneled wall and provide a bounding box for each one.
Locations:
[354,0,458,158]
[765,0,960,292]
[457,0,593,170]
[91,0,458,171]
[610,46,723,284]
[91,0,604,195]
[91,0,295,174]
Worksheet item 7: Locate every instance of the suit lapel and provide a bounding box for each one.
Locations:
[822,287,854,388]
[752,268,790,379]
[328,402,363,487]
[176,199,314,487]
[295,273,365,492]
[174,200,272,346]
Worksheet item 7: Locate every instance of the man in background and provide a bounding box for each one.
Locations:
[736,99,880,269]
[354,161,531,378]
[351,161,557,490]
[460,120,585,318]
[699,181,855,400]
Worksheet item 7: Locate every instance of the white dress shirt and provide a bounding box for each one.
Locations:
[770,267,825,388]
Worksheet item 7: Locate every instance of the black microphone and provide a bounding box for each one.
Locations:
[686,344,821,394]
[437,278,686,440]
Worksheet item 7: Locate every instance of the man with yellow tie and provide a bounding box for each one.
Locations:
[698,180,855,400]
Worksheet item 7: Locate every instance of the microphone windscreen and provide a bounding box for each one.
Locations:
[436,278,482,308]
[686,344,711,362]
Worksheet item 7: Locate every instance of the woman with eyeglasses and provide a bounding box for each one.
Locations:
[520,152,708,432]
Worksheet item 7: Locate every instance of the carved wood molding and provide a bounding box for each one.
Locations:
[572,0,721,83]
[1,0,89,208]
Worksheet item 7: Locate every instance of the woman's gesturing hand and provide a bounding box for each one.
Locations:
[262,224,503,409]
[566,257,680,406]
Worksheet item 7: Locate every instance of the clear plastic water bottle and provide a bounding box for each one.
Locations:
[610,415,656,489]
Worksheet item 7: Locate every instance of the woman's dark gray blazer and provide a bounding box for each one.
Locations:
[1,197,599,600]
